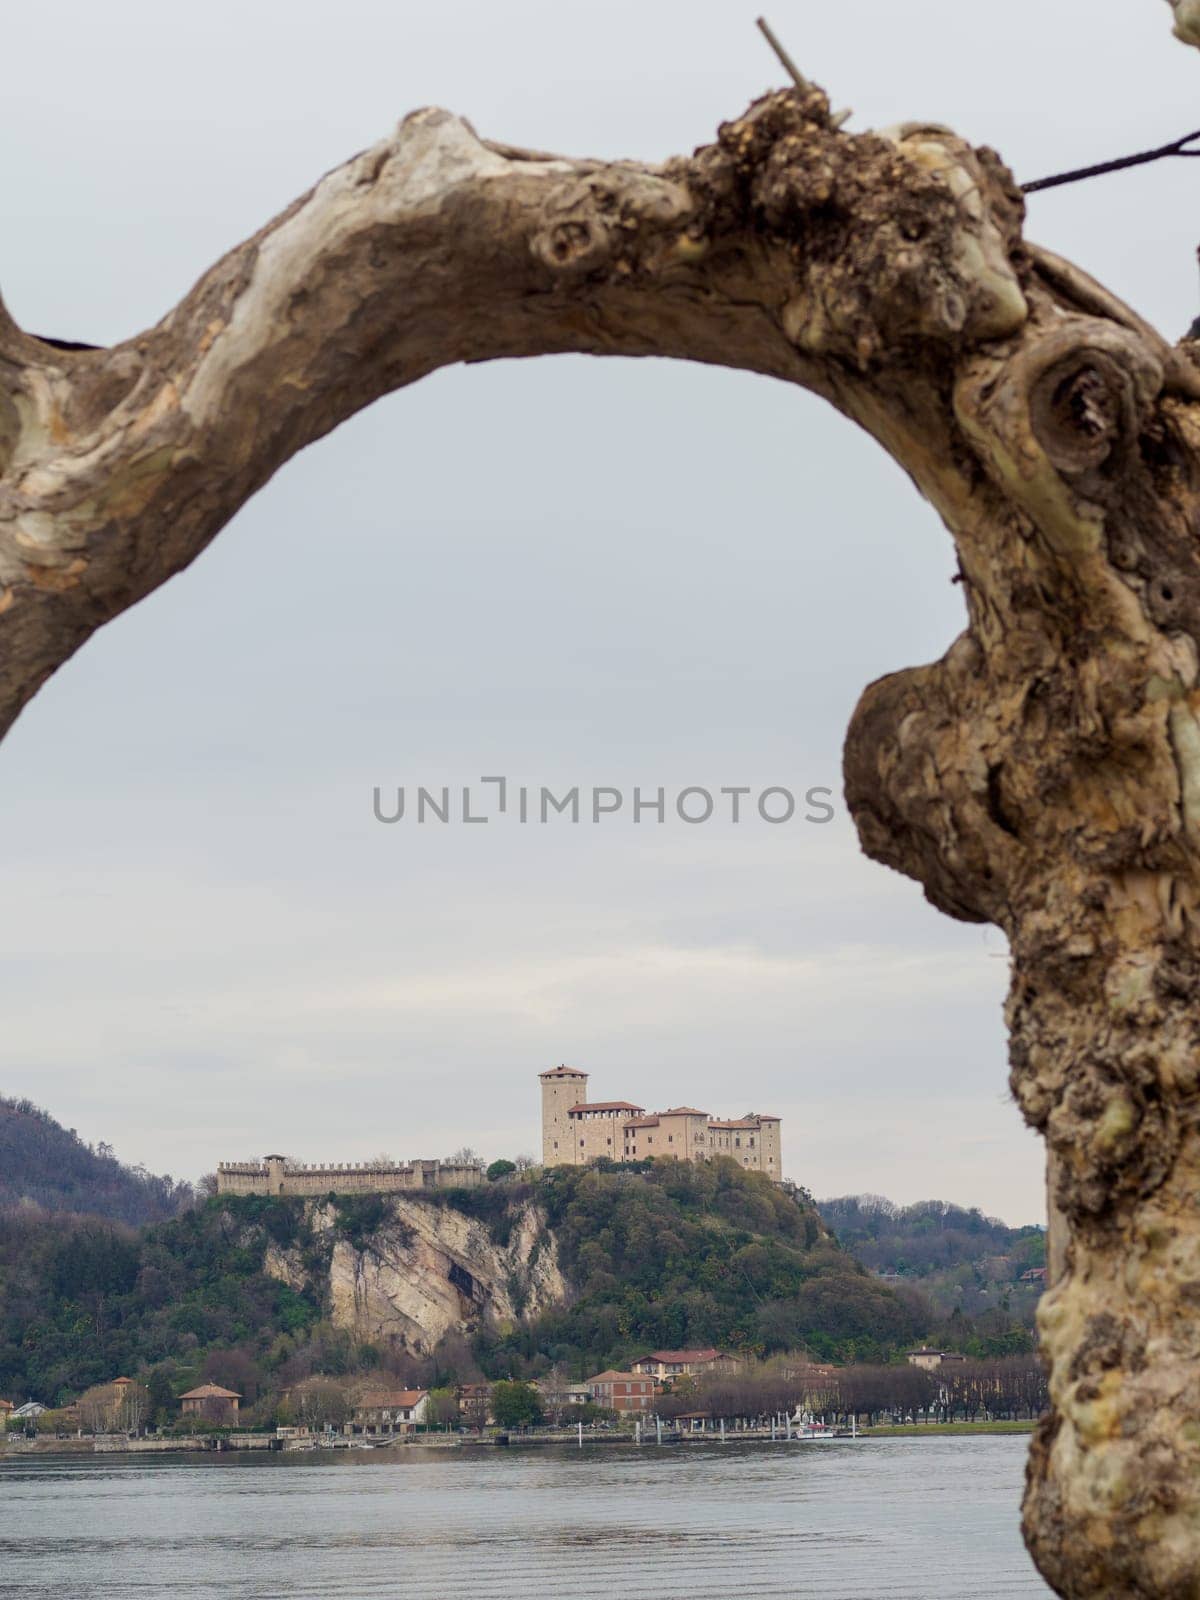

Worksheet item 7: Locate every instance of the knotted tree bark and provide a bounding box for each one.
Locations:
[3,34,1200,1597]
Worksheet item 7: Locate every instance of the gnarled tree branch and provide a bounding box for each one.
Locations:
[0,88,1035,743]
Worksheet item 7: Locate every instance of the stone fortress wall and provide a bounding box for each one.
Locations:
[216,1154,483,1197]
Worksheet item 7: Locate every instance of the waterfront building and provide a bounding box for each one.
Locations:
[904,1348,968,1372]
[630,1348,741,1381]
[586,1370,657,1413]
[179,1384,241,1425]
[349,1389,429,1435]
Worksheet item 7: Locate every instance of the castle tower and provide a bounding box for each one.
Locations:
[540,1064,588,1166]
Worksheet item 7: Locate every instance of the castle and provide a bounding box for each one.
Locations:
[540,1065,783,1180]
[215,1155,482,1197]
[214,1067,783,1198]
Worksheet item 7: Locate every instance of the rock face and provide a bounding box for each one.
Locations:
[263,1195,567,1354]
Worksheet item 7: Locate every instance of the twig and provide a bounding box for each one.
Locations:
[1023,129,1200,193]
[755,17,851,127]
[755,16,810,93]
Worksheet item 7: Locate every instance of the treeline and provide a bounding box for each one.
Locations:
[0,1096,193,1226]
[817,1194,1046,1278]
[817,1193,1047,1331]
[0,1197,325,1405]
[655,1356,1048,1426]
[821,1356,1046,1423]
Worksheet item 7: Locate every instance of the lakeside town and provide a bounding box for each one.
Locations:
[1,1341,1048,1453]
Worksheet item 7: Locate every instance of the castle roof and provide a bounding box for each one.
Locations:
[709,1117,777,1129]
[540,1064,587,1078]
[624,1117,660,1128]
[567,1101,644,1114]
[586,1370,651,1384]
[660,1106,710,1116]
[179,1384,242,1400]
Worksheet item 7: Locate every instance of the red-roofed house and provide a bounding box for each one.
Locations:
[349,1389,429,1436]
[630,1348,742,1381]
[179,1384,241,1426]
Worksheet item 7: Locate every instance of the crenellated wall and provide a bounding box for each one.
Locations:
[216,1156,483,1197]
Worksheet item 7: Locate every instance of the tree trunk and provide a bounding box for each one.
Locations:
[4,48,1200,1598]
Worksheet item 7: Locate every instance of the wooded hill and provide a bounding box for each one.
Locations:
[0,1096,1038,1411]
[478,1160,923,1374]
[817,1193,1047,1334]
[0,1154,1039,1413]
[0,1096,193,1225]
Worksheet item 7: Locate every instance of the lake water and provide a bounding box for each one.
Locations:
[1,1437,1052,1599]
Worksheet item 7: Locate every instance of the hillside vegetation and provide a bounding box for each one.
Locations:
[3,1161,928,1411]
[0,1096,192,1225]
[0,1108,1039,1418]
[480,1160,924,1373]
[818,1193,1046,1336]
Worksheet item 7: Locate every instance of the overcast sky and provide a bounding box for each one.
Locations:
[2,1,1196,1226]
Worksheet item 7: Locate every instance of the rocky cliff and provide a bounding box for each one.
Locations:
[263,1194,567,1354]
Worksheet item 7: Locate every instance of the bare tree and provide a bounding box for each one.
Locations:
[460,1389,492,1432]
[4,17,1200,1594]
[117,1380,151,1436]
[289,1376,351,1433]
[76,1379,150,1435]
[76,1383,119,1436]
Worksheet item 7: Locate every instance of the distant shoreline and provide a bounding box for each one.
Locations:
[861,1421,1037,1437]
[1,1420,1039,1461]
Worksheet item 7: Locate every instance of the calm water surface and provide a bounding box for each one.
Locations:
[1,1437,1052,1599]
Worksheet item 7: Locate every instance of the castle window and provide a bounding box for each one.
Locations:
[607,1138,612,1146]
[580,1139,585,1148]
[668,1135,673,1143]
